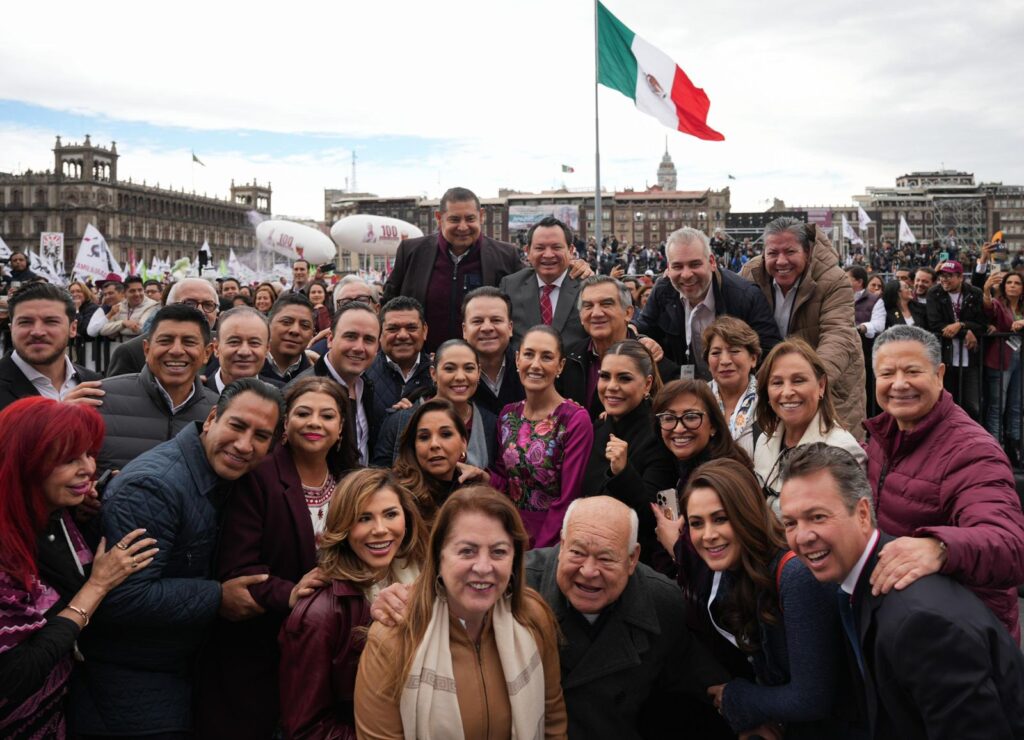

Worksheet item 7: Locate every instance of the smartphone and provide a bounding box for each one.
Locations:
[94,469,114,499]
[656,489,680,520]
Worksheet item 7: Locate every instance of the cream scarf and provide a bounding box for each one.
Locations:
[399,596,546,740]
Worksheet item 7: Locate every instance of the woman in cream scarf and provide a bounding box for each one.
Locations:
[354,485,567,739]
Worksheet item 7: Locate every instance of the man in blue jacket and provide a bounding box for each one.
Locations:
[635,227,781,380]
[71,378,285,737]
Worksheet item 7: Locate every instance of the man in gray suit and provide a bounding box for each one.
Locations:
[500,216,588,350]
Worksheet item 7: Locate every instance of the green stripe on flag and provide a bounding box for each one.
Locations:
[597,2,638,99]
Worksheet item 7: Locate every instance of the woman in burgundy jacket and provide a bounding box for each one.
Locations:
[278,467,425,739]
[195,376,360,738]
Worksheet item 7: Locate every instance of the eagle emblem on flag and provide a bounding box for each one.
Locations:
[645,73,667,99]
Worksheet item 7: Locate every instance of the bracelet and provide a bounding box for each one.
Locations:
[66,604,89,626]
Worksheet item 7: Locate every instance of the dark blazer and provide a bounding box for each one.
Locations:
[499,267,587,350]
[526,546,729,740]
[0,353,101,411]
[635,269,782,378]
[372,399,497,469]
[847,533,1024,739]
[382,232,522,306]
[472,345,524,417]
[582,400,678,570]
[924,282,987,363]
[194,445,318,739]
[907,298,929,327]
[295,356,380,462]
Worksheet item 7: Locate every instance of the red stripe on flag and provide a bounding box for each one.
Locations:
[670,67,724,141]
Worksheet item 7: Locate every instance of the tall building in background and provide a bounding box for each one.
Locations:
[657,141,677,191]
[0,135,270,267]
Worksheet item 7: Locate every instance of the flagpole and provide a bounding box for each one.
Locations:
[593,0,602,249]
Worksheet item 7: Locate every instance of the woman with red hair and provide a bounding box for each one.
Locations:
[0,397,156,739]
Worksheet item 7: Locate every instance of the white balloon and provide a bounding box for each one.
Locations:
[255,220,337,264]
[331,215,424,257]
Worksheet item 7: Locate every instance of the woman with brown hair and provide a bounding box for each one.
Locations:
[702,316,762,455]
[582,339,677,571]
[196,375,360,738]
[393,397,473,526]
[279,468,426,739]
[354,486,567,739]
[679,459,845,739]
[253,281,280,315]
[752,339,865,510]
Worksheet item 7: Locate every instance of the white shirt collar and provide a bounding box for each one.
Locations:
[213,368,226,393]
[536,270,568,290]
[11,351,79,400]
[854,288,865,300]
[154,376,197,414]
[841,529,880,596]
[385,352,423,384]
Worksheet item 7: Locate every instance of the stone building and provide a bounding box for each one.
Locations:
[0,135,270,269]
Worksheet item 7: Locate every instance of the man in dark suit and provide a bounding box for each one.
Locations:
[636,227,781,379]
[925,260,987,420]
[500,215,588,351]
[294,301,381,465]
[779,443,1024,739]
[0,282,102,411]
[382,187,524,353]
[461,286,524,417]
[205,306,282,394]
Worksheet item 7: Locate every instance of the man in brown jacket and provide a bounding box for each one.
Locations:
[742,217,866,439]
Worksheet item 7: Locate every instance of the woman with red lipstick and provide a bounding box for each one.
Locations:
[678,459,845,739]
[196,376,360,738]
[489,325,594,549]
[0,398,156,738]
[752,340,865,514]
[581,340,677,571]
[279,468,425,739]
[394,397,475,526]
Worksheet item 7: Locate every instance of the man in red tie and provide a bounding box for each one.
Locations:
[501,216,588,350]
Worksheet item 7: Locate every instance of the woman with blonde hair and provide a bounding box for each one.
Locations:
[253,281,280,315]
[68,281,101,369]
[279,468,425,739]
[752,339,865,510]
[354,486,567,739]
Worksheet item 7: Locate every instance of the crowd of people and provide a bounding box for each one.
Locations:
[1,186,1023,739]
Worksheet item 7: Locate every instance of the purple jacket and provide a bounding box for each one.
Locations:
[863,391,1024,641]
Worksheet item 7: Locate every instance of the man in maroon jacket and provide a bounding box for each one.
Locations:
[864,324,1024,641]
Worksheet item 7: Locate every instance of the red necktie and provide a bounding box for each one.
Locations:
[540,284,555,325]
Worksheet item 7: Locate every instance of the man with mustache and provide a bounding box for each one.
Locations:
[364,296,432,420]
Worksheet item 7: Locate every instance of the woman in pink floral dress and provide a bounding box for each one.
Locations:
[490,325,594,547]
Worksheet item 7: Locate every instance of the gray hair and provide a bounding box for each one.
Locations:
[665,227,711,260]
[333,275,375,304]
[577,274,633,312]
[763,216,814,251]
[217,305,270,334]
[166,277,218,305]
[561,498,639,552]
[871,324,941,373]
[780,442,876,526]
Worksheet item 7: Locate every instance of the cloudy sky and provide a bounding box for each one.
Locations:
[2,0,1021,221]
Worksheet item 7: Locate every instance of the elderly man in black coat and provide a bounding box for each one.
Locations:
[635,227,781,380]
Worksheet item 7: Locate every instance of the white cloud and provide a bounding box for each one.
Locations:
[2,0,1022,219]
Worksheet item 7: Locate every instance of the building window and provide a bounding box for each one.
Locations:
[34,219,45,234]
[64,217,75,236]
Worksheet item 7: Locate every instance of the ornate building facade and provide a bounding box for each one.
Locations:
[0,135,271,268]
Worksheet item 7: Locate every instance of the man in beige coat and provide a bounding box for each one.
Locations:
[742,217,866,439]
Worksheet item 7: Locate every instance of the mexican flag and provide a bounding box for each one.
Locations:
[597,2,724,141]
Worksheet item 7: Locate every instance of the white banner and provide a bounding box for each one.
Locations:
[842,215,864,246]
[0,234,11,260]
[40,232,65,276]
[857,206,873,232]
[29,249,67,286]
[898,216,916,245]
[73,224,123,281]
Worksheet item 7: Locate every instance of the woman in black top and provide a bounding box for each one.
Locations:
[582,339,676,571]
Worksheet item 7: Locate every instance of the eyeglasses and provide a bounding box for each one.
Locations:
[656,411,706,431]
[336,295,376,308]
[179,298,219,314]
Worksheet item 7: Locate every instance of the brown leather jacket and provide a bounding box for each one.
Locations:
[354,595,567,739]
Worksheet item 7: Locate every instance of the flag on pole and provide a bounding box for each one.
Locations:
[898,216,916,245]
[842,215,864,246]
[857,206,873,232]
[228,248,243,276]
[561,164,575,173]
[0,234,11,260]
[597,2,723,141]
[137,259,148,281]
[192,152,206,167]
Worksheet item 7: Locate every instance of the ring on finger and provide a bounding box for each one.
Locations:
[116,542,129,551]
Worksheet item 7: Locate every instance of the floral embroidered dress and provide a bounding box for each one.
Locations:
[490,399,594,548]
[710,374,759,457]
